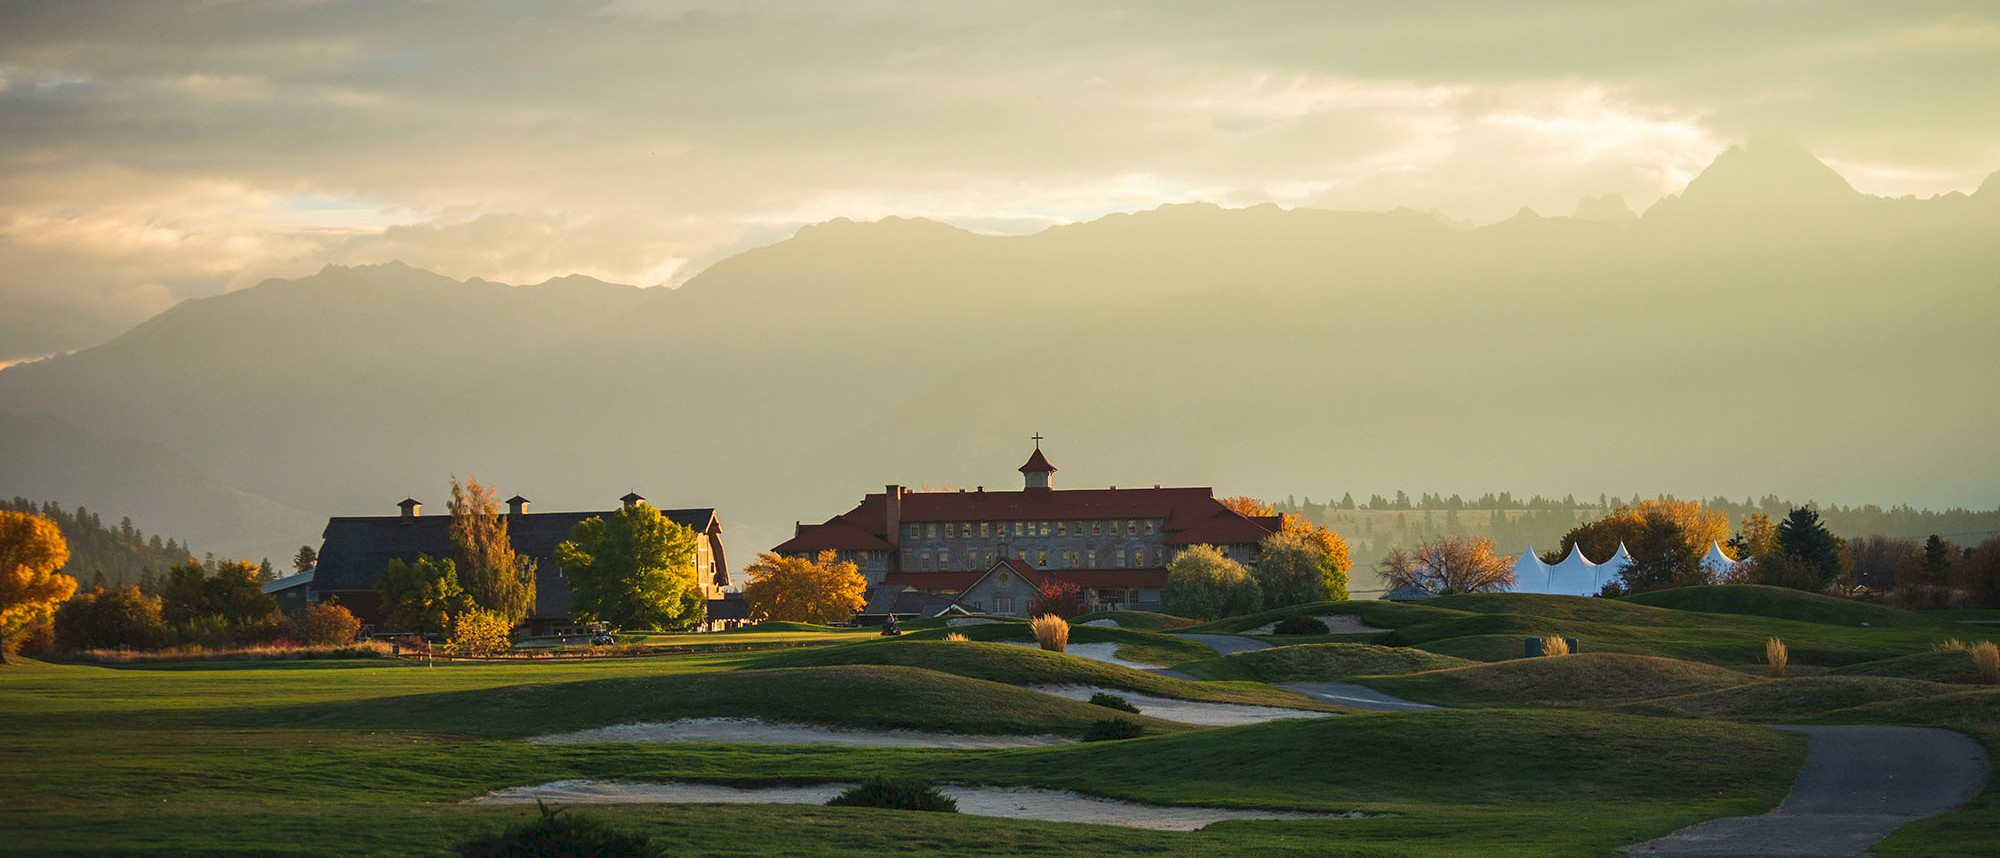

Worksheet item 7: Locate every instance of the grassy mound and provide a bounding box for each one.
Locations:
[898,621,1216,666]
[1804,687,2000,727]
[750,639,1335,709]
[1826,650,1989,685]
[718,621,853,634]
[1360,653,1756,709]
[1178,600,1471,635]
[1621,675,1963,722]
[235,663,1179,739]
[1070,610,1191,631]
[1176,643,1472,683]
[1622,585,1922,627]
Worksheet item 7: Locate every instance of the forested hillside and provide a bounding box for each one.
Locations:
[1,498,196,591]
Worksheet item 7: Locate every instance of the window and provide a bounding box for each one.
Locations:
[1036,550,1048,568]
[1144,520,1155,534]
[1116,548,1126,567]
[1127,519,1137,534]
[1093,520,1103,535]
[984,551,996,568]
[1039,521,1050,536]
[979,522,990,537]
[962,522,973,537]
[920,553,933,571]
[1086,549,1097,567]
[1016,548,1027,560]
[939,551,951,569]
[994,592,1015,613]
[1056,521,1067,536]
[926,523,938,538]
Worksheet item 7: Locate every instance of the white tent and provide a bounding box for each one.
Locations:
[1701,542,1741,578]
[1508,543,1632,596]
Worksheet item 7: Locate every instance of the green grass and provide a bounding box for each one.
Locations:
[1178,600,1468,635]
[0,657,1807,856]
[1621,585,1926,627]
[1071,609,1193,631]
[1619,676,1964,722]
[1825,650,1991,685]
[899,620,1219,666]
[749,640,1338,710]
[1175,643,1473,683]
[1360,653,1757,709]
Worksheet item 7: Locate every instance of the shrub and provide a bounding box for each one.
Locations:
[825,777,957,813]
[445,609,514,656]
[238,614,301,647]
[1272,615,1330,635]
[1082,719,1145,742]
[15,618,56,657]
[1538,634,1570,657]
[942,632,969,642]
[1088,692,1140,713]
[1973,641,1999,686]
[456,802,659,857]
[1028,579,1091,618]
[1162,545,1262,619]
[175,614,239,648]
[1030,614,1068,653]
[53,586,171,652]
[1767,637,1788,678]
[300,601,363,645]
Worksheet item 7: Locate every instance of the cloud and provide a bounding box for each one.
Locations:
[0,0,1994,356]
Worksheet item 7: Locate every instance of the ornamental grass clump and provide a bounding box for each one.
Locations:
[1972,641,2000,686]
[1936,638,1967,652]
[943,632,969,642]
[1766,637,1788,678]
[825,777,957,813]
[1030,614,1069,653]
[1539,635,1570,657]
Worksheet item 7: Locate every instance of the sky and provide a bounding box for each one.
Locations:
[1,0,1995,363]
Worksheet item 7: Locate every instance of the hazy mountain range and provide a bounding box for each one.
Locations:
[1,141,1994,565]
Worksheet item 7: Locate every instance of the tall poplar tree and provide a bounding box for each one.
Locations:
[448,476,535,626]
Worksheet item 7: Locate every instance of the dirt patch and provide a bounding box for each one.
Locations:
[527,717,1071,749]
[998,640,1161,669]
[1029,685,1328,726]
[474,779,1370,831]
[1244,615,1390,636]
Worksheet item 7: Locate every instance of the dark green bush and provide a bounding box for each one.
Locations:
[1273,615,1331,635]
[456,802,658,858]
[825,776,958,813]
[1082,718,1146,742]
[1088,691,1140,713]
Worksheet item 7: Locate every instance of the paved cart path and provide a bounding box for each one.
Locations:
[1623,725,1988,857]
[1279,681,1438,713]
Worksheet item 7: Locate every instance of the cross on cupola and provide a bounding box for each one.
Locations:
[1019,433,1057,490]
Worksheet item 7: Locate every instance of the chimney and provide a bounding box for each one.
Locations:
[620,491,645,508]
[506,495,530,516]
[885,485,903,549]
[398,498,421,518]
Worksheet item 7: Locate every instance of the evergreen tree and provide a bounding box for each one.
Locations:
[1774,507,1843,590]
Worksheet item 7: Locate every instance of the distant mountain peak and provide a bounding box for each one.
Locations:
[1572,193,1637,224]
[1670,138,1861,210]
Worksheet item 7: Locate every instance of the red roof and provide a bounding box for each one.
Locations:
[1018,448,1057,473]
[773,485,1280,553]
[773,521,891,553]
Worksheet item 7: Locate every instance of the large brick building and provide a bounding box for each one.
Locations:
[772,443,1282,614]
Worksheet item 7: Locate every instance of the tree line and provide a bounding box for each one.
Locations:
[0,498,198,591]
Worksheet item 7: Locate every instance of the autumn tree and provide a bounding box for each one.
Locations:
[1730,513,1778,563]
[54,585,171,651]
[377,555,473,635]
[557,502,704,631]
[741,550,868,624]
[1028,578,1090,619]
[1162,545,1260,620]
[1955,537,2000,608]
[1279,516,1351,601]
[1379,536,1515,596]
[1551,500,1731,593]
[0,510,77,662]
[448,476,535,626]
[1218,496,1275,518]
[298,601,362,645]
[444,609,514,656]
[1252,529,1347,608]
[1846,536,1923,591]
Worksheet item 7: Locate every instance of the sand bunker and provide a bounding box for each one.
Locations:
[1081,618,1120,627]
[528,717,1070,749]
[1029,685,1328,727]
[999,640,1160,669]
[1243,615,1390,636]
[947,617,1003,627]
[474,779,1366,831]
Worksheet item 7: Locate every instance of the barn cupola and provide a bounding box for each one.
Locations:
[506,495,530,516]
[1019,434,1056,490]
[398,498,422,518]
[620,491,645,508]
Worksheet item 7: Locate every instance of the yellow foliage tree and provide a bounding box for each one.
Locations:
[1218,496,1275,518]
[443,608,513,657]
[742,550,867,625]
[1281,514,1352,580]
[1,510,78,662]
